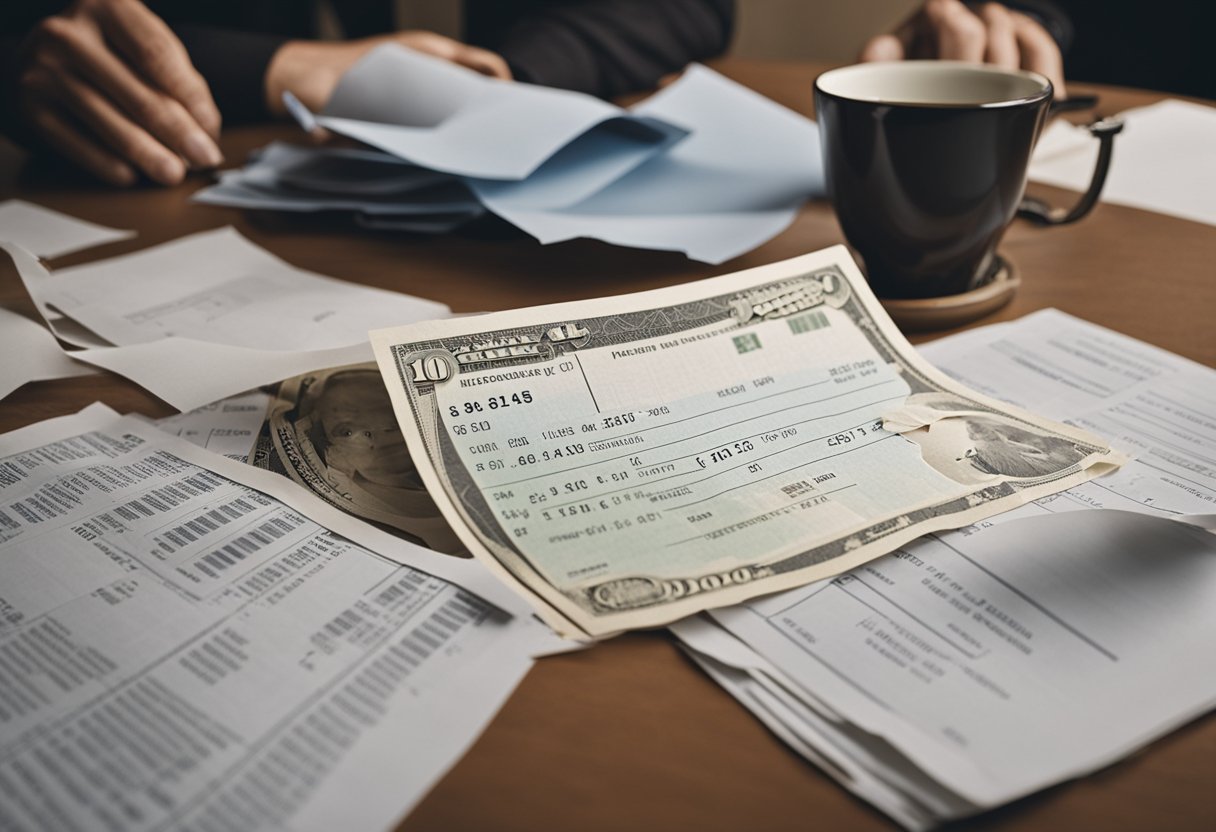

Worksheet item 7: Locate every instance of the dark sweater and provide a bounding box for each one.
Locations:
[1,0,734,137]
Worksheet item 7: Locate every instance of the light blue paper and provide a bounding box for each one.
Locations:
[315,45,683,180]
[476,65,826,264]
[199,57,825,261]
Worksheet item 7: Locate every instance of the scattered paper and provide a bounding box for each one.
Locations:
[201,56,824,263]
[0,404,549,830]
[0,307,95,400]
[473,64,825,264]
[80,338,374,413]
[194,143,487,231]
[3,228,449,410]
[0,199,134,258]
[1029,100,1216,226]
[671,309,1216,827]
[155,389,272,459]
[921,308,1216,519]
[702,509,1216,813]
[39,227,447,349]
[315,44,687,180]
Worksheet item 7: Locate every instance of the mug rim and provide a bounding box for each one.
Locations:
[814,60,1053,110]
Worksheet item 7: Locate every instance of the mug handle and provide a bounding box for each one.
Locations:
[1017,116,1124,225]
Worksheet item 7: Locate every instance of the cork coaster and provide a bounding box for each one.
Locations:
[879,255,1020,333]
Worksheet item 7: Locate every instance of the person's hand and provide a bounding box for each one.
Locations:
[265,31,512,117]
[860,0,1066,97]
[16,0,223,186]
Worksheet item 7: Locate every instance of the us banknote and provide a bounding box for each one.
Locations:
[249,363,465,554]
[370,246,1125,638]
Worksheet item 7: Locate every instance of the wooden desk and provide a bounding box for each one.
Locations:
[2,60,1214,831]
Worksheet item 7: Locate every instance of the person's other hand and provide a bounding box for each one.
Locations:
[860,0,1065,97]
[16,0,223,186]
[265,31,512,117]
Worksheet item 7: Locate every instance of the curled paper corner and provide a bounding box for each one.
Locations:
[1175,514,1216,532]
[1084,459,1127,480]
[0,238,53,277]
[879,404,963,435]
[880,397,1131,489]
[881,400,1136,477]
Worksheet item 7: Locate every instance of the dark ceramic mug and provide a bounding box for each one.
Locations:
[815,61,1115,300]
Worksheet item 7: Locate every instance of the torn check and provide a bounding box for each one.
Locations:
[369,244,1125,638]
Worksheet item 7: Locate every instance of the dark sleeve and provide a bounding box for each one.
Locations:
[0,33,27,145]
[467,0,735,99]
[0,4,62,143]
[172,24,288,124]
[1000,0,1073,52]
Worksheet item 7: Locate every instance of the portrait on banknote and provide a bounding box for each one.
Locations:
[249,364,465,554]
[893,393,1091,486]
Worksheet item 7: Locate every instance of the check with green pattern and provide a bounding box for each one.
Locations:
[371,246,1124,638]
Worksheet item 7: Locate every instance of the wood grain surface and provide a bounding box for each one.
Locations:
[1,59,1213,832]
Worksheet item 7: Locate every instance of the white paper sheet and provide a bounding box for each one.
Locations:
[675,621,972,831]
[477,64,825,264]
[40,227,447,349]
[0,307,95,400]
[0,404,548,830]
[314,45,685,180]
[0,199,134,258]
[79,338,375,412]
[1029,100,1216,226]
[676,310,1216,824]
[711,509,1216,807]
[2,229,449,410]
[155,389,272,459]
[680,645,938,832]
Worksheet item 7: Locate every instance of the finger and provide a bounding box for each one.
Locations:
[924,0,987,63]
[1012,12,1067,97]
[861,9,920,62]
[860,34,906,62]
[50,24,222,168]
[26,104,135,186]
[96,0,222,138]
[398,31,462,61]
[453,45,511,80]
[656,70,684,89]
[305,124,334,144]
[978,3,1019,70]
[396,32,511,79]
[52,70,187,185]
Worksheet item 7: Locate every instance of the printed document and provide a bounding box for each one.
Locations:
[0,405,547,831]
[675,310,1216,825]
[3,228,449,410]
[1029,100,1216,226]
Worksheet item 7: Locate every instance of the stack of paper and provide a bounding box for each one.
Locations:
[195,45,825,263]
[0,404,561,831]
[672,310,1216,828]
[198,142,488,233]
